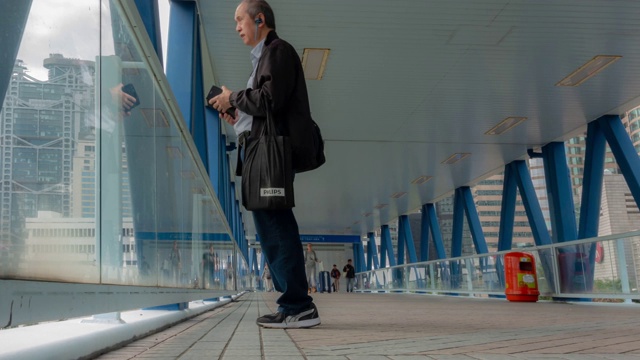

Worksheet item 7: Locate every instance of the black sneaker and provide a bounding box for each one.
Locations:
[256,303,320,329]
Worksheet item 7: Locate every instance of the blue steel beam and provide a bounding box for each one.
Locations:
[578,120,606,240]
[426,204,447,259]
[206,108,222,197]
[498,163,517,250]
[354,240,366,273]
[460,187,489,254]
[380,225,396,267]
[578,120,604,288]
[451,188,465,257]
[542,142,577,243]
[166,1,197,131]
[368,232,380,270]
[514,160,552,246]
[0,0,32,111]
[598,115,640,210]
[399,215,418,263]
[133,0,163,63]
[420,205,430,261]
[191,33,208,166]
[397,218,405,266]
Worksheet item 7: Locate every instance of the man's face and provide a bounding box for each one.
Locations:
[235,3,258,47]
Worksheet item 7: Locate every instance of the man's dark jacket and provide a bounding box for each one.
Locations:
[229,30,315,172]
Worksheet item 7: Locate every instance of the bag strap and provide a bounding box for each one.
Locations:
[261,93,277,136]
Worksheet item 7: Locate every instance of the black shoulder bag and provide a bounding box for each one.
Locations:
[241,104,295,210]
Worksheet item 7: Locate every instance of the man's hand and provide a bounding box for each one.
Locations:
[110,83,137,117]
[220,110,239,126]
[209,85,234,119]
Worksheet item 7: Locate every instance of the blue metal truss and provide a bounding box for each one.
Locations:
[425,204,447,259]
[166,1,197,131]
[367,232,380,270]
[499,161,552,249]
[542,142,578,243]
[353,240,366,273]
[579,121,606,240]
[452,187,489,256]
[380,225,396,268]
[420,205,430,261]
[133,0,163,63]
[398,215,418,264]
[597,115,640,210]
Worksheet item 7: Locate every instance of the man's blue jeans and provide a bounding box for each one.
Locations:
[252,208,313,315]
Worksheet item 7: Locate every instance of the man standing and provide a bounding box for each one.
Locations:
[209,0,320,329]
[343,259,356,293]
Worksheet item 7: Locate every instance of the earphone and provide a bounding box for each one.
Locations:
[254,18,262,41]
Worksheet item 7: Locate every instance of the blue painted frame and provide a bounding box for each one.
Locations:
[398,215,418,263]
[426,204,447,259]
[598,115,640,209]
[542,142,577,243]
[380,224,396,267]
[420,205,430,261]
[367,232,380,270]
[134,0,163,64]
[512,161,552,247]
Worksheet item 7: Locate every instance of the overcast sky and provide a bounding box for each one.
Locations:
[18,0,170,81]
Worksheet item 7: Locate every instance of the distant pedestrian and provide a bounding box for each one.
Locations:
[262,264,273,292]
[330,264,341,292]
[305,243,319,293]
[343,259,356,292]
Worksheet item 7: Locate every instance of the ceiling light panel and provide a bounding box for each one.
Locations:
[411,176,433,185]
[390,192,407,199]
[442,153,470,165]
[301,48,330,80]
[485,117,527,135]
[556,55,622,87]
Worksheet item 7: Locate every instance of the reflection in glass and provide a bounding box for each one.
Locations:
[0,0,242,290]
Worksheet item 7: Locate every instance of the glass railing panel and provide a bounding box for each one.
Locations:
[0,0,246,289]
[357,231,640,300]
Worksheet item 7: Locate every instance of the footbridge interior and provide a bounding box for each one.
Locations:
[2,0,640,357]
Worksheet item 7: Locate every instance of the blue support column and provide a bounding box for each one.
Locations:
[397,220,405,266]
[380,225,396,267]
[166,1,197,130]
[426,204,446,259]
[206,109,222,197]
[0,0,33,111]
[354,240,366,273]
[498,164,517,250]
[460,187,489,254]
[133,0,163,63]
[420,205,430,261]
[451,188,465,257]
[514,160,552,246]
[399,215,418,263]
[598,115,640,210]
[367,232,380,270]
[579,120,606,239]
[542,142,577,243]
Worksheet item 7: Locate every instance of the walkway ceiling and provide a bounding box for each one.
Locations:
[197,0,640,238]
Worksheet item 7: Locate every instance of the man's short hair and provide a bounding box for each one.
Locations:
[242,0,276,30]
[333,264,336,266]
[348,259,352,262]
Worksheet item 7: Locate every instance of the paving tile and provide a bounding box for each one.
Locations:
[93,292,640,360]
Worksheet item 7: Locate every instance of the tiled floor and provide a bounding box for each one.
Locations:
[96,291,640,359]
